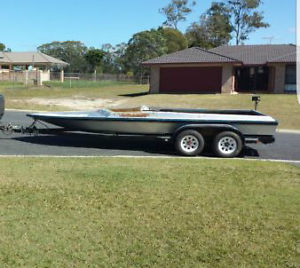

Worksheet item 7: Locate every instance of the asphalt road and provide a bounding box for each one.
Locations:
[1,111,300,164]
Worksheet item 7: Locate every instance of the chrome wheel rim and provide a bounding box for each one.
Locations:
[218,136,237,155]
[180,135,199,153]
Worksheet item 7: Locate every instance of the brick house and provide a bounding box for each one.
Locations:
[143,44,296,94]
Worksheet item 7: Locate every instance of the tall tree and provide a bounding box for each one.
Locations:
[124,29,168,78]
[226,0,269,45]
[159,27,188,53]
[186,2,232,49]
[159,0,196,30]
[100,43,127,74]
[206,2,232,46]
[85,48,104,72]
[37,41,88,72]
[113,43,128,73]
[186,17,212,49]
[100,43,114,73]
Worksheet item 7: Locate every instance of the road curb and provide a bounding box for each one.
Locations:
[276,129,300,134]
[0,154,299,165]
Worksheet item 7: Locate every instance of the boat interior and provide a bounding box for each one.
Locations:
[110,106,264,117]
[110,107,149,117]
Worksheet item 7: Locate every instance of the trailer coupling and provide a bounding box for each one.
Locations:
[0,120,65,136]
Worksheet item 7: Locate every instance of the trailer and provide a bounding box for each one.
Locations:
[0,94,278,157]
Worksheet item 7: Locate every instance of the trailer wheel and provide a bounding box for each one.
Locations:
[213,131,243,158]
[175,130,205,156]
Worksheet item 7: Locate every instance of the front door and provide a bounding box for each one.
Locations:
[235,66,269,92]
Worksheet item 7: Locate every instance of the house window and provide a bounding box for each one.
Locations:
[285,65,296,92]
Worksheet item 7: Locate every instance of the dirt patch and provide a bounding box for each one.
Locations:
[12,97,128,110]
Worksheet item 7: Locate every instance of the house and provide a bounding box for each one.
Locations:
[143,44,296,94]
[0,51,68,71]
[0,51,68,85]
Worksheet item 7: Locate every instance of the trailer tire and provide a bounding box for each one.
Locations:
[175,130,205,156]
[213,131,243,158]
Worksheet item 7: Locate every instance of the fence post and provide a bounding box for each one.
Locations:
[47,70,50,81]
[24,70,29,86]
[94,70,97,81]
[37,70,43,86]
[60,70,64,83]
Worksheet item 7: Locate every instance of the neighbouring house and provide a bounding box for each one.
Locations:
[0,51,68,85]
[143,44,296,94]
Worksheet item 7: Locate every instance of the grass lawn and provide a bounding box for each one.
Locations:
[0,81,299,130]
[0,157,299,267]
[0,81,147,99]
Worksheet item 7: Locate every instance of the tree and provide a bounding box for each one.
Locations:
[0,43,5,51]
[186,18,212,49]
[113,43,128,73]
[99,43,128,74]
[37,41,88,72]
[206,2,232,46]
[124,29,168,78]
[0,43,11,52]
[159,27,188,53]
[159,0,196,30]
[186,2,232,49]
[85,48,104,72]
[226,0,269,45]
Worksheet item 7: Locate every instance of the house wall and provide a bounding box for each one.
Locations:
[0,70,51,85]
[149,66,160,94]
[269,64,286,93]
[221,64,234,93]
[268,66,276,92]
[40,70,50,83]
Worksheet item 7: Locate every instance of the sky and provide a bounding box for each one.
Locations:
[0,0,296,51]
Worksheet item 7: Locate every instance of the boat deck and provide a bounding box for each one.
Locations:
[27,106,277,124]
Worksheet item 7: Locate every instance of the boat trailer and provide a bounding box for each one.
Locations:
[0,120,174,142]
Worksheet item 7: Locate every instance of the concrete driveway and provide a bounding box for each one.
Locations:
[1,111,299,165]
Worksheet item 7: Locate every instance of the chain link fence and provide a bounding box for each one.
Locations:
[50,72,150,84]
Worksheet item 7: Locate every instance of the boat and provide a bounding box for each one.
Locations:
[0,105,278,157]
[27,106,278,137]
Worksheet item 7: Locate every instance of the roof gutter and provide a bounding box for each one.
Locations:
[142,61,243,66]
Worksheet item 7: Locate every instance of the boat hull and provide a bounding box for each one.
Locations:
[29,116,277,136]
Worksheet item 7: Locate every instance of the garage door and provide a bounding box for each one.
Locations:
[159,67,222,93]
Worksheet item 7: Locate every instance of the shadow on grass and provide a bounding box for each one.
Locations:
[118,92,149,97]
